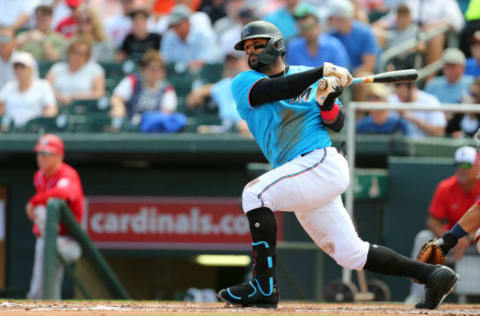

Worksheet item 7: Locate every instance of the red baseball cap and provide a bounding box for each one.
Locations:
[34,134,65,156]
[66,0,83,7]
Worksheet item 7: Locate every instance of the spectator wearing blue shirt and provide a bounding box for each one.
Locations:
[161,5,220,72]
[425,48,473,104]
[327,0,379,74]
[263,0,311,41]
[465,31,480,78]
[356,84,409,135]
[186,52,250,136]
[286,12,350,68]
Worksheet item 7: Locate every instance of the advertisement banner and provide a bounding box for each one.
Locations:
[85,197,283,250]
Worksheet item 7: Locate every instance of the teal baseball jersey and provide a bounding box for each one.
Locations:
[231,65,336,167]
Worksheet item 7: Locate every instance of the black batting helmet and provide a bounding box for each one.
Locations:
[234,21,285,65]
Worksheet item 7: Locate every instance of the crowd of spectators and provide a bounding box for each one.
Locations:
[0,0,477,136]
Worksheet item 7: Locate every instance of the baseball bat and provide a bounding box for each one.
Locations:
[318,69,418,90]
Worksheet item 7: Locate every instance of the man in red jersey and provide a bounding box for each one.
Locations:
[25,134,84,299]
[405,145,480,304]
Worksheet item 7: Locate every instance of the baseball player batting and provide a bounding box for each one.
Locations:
[217,21,459,309]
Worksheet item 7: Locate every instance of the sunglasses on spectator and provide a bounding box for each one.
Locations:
[470,91,479,99]
[37,151,54,156]
[78,18,91,23]
[455,162,473,169]
[70,50,88,56]
[299,23,316,31]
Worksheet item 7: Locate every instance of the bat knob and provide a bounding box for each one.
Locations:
[318,79,327,91]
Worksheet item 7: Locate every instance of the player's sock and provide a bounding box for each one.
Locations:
[247,207,277,292]
[363,244,436,283]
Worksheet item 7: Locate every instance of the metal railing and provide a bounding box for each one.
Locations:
[379,25,450,71]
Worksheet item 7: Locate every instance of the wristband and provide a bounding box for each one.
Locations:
[320,103,340,121]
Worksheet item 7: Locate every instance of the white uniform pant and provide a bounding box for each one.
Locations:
[27,236,82,300]
[242,147,370,270]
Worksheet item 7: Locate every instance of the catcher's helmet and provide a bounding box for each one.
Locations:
[234,21,285,65]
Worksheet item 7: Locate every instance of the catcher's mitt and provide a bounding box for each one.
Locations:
[413,238,446,283]
[417,238,446,265]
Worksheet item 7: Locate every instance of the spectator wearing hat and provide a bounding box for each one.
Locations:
[0,26,16,90]
[263,0,314,41]
[425,48,473,104]
[327,0,379,74]
[0,52,57,129]
[356,84,409,135]
[388,82,446,137]
[56,0,84,39]
[465,31,480,78]
[26,134,84,299]
[286,12,350,69]
[16,5,67,62]
[405,146,480,304]
[117,8,162,63]
[161,4,219,71]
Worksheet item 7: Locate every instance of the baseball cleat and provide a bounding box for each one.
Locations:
[217,280,279,308]
[415,265,460,310]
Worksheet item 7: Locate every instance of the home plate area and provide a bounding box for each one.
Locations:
[0,301,480,315]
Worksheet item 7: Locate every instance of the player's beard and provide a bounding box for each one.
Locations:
[248,55,268,71]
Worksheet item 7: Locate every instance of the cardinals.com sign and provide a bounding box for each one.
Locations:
[85,197,283,250]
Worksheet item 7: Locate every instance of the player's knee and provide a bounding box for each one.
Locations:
[242,185,263,214]
[334,240,370,270]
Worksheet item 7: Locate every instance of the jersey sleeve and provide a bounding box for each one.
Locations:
[429,183,448,220]
[231,71,266,117]
[29,173,82,207]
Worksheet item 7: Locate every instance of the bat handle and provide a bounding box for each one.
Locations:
[318,77,362,91]
[351,78,362,85]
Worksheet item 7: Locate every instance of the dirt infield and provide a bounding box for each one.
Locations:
[0,301,480,316]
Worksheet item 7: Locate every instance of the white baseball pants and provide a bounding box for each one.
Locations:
[27,236,82,300]
[242,147,369,270]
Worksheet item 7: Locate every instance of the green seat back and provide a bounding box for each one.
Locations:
[67,98,110,115]
[22,115,69,133]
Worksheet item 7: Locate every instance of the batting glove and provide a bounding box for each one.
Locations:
[323,62,353,87]
[316,76,343,110]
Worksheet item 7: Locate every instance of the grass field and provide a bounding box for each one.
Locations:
[0,301,479,316]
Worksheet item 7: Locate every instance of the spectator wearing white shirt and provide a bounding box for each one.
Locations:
[0,26,16,90]
[46,39,105,106]
[388,82,446,137]
[161,5,219,72]
[0,52,57,128]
